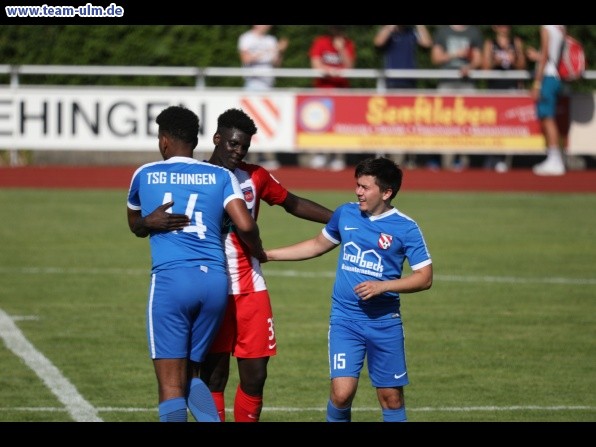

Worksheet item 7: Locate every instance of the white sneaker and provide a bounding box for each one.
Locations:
[532,157,565,176]
[329,158,346,171]
[309,154,328,169]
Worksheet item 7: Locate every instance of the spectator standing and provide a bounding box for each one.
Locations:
[482,25,526,90]
[307,26,356,171]
[531,25,566,176]
[373,25,432,168]
[430,25,483,171]
[431,25,483,91]
[374,25,432,89]
[238,25,288,170]
[126,106,265,422]
[266,156,433,422]
[482,25,527,172]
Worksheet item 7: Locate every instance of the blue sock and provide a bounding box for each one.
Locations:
[326,399,351,422]
[158,397,187,422]
[187,377,221,422]
[382,406,407,422]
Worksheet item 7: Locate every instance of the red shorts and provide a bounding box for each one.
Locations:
[209,290,277,358]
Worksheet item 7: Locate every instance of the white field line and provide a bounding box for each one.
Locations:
[0,266,595,285]
[1,405,594,414]
[0,309,102,422]
[1,267,594,421]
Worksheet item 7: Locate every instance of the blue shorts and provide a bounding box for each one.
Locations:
[328,317,409,388]
[536,76,562,119]
[147,266,228,362]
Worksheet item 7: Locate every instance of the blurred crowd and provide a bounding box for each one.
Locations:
[237,25,581,176]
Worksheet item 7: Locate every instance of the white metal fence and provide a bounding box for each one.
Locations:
[2,65,595,89]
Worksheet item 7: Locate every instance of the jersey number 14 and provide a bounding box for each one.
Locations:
[162,192,207,239]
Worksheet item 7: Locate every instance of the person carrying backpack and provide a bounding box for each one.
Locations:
[530,25,567,176]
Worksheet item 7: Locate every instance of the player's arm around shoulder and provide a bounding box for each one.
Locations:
[127,207,149,238]
[127,201,190,238]
[281,192,334,224]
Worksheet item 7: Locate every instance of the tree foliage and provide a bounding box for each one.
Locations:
[0,25,593,91]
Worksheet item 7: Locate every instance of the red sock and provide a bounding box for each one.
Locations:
[233,384,262,422]
[211,391,226,422]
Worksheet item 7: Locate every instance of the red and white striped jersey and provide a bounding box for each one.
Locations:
[223,162,288,294]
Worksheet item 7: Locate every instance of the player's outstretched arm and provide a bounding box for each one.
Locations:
[281,192,333,224]
[266,232,336,261]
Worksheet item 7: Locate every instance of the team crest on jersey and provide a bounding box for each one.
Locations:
[378,233,393,250]
[242,186,254,203]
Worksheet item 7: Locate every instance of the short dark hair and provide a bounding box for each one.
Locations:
[217,108,258,136]
[355,156,403,200]
[156,106,199,149]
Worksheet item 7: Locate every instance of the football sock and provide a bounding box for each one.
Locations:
[158,397,187,422]
[382,406,407,422]
[234,384,262,422]
[211,391,226,422]
[187,377,221,422]
[326,400,351,422]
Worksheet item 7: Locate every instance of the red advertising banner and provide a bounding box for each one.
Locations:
[296,94,546,153]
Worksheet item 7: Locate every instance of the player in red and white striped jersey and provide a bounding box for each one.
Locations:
[202,108,332,422]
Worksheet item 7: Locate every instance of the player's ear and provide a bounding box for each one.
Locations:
[213,132,220,145]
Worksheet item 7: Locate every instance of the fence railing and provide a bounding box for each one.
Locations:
[2,65,595,90]
[2,65,595,167]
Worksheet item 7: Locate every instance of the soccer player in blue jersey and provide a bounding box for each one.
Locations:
[265,156,433,422]
[138,108,333,422]
[126,105,266,422]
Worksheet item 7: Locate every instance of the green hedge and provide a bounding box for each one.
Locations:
[0,25,593,91]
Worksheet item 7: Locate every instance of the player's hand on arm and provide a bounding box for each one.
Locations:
[355,264,433,300]
[266,232,336,261]
[354,280,388,301]
[146,201,190,231]
[226,198,267,263]
[128,201,190,238]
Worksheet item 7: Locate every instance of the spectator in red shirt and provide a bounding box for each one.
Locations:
[309,25,356,88]
[307,26,356,170]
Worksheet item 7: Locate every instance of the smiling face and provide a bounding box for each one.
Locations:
[355,174,393,216]
[210,127,252,171]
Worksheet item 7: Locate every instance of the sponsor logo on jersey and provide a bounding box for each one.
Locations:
[342,242,384,274]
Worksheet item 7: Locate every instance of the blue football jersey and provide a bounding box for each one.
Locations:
[323,202,432,320]
[127,156,243,273]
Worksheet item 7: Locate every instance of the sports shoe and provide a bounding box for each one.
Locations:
[532,157,565,176]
